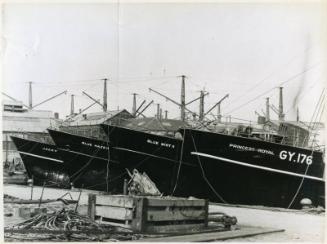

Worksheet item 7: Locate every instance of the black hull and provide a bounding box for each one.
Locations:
[180,129,325,209]
[48,129,127,192]
[101,125,325,208]
[48,125,325,209]
[48,128,186,194]
[10,136,70,188]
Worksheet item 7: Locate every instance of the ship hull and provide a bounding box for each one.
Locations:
[10,136,70,188]
[48,128,188,195]
[102,125,325,208]
[180,129,325,209]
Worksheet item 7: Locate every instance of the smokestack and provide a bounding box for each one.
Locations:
[278,87,285,121]
[54,112,59,119]
[132,93,137,116]
[199,90,204,121]
[180,75,186,121]
[28,81,33,109]
[266,97,270,121]
[165,110,168,119]
[297,107,300,122]
[103,78,108,112]
[217,104,222,123]
[159,108,162,120]
[70,94,75,115]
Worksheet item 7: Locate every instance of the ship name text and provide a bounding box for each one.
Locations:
[42,147,57,153]
[229,144,274,155]
[147,139,175,149]
[81,141,109,150]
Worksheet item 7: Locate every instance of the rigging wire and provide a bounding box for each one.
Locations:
[224,61,323,116]
[224,45,314,110]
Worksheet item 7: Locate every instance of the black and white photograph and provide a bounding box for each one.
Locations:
[1,0,326,242]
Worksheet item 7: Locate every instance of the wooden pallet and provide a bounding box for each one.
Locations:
[80,194,209,233]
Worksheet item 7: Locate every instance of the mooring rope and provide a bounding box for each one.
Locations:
[171,128,186,195]
[189,131,227,204]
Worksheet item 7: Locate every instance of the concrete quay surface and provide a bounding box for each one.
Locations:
[3,184,325,242]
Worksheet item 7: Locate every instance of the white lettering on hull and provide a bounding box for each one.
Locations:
[146,139,175,149]
[229,143,274,155]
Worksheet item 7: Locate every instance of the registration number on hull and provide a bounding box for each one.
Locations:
[279,150,312,165]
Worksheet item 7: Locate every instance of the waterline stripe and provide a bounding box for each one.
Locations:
[191,152,325,182]
[18,151,63,163]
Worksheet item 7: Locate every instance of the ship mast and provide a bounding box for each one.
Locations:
[180,75,186,121]
[278,87,285,121]
[103,78,108,112]
[70,94,75,115]
[266,97,270,122]
[199,90,205,121]
[132,93,137,116]
[28,81,33,109]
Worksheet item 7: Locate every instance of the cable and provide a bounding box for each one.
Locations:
[287,150,313,209]
[189,131,227,204]
[106,124,111,192]
[171,128,186,195]
[225,61,322,115]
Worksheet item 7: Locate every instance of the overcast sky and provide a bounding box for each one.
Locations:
[2,1,326,123]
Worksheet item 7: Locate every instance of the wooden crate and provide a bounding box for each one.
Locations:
[83,194,209,233]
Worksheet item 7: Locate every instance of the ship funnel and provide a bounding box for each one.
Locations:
[278,87,285,121]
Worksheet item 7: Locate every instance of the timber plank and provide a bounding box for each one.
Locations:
[147,209,205,221]
[147,198,205,207]
[98,220,132,229]
[145,223,205,233]
[95,206,133,220]
[96,195,134,208]
[135,226,284,242]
